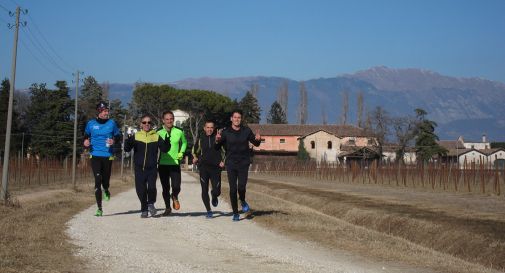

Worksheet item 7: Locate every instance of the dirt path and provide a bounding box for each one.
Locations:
[67,172,427,273]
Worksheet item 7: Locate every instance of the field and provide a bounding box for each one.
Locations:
[233,170,505,273]
[2,156,504,273]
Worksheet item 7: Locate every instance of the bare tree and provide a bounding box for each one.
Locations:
[392,116,418,164]
[340,90,349,125]
[369,106,390,159]
[277,80,288,118]
[357,91,364,127]
[101,81,110,100]
[297,81,308,124]
[321,104,328,125]
[250,83,259,98]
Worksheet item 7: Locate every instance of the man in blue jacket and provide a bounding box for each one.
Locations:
[84,101,122,217]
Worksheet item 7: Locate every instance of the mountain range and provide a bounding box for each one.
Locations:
[106,66,505,141]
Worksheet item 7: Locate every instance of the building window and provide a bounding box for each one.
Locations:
[348,139,355,145]
[471,145,474,149]
[367,139,374,145]
[261,139,265,143]
[327,141,332,149]
[176,121,181,127]
[280,139,286,144]
[310,141,315,149]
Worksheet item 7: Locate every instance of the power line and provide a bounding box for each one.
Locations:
[24,25,70,73]
[25,13,75,72]
[18,36,62,79]
[0,3,9,13]
[21,26,70,76]
[8,0,19,8]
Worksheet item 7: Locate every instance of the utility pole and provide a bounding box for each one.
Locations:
[72,71,83,188]
[2,7,26,203]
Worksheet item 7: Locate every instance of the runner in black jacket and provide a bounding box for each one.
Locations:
[192,120,225,218]
[124,115,171,218]
[215,110,261,221]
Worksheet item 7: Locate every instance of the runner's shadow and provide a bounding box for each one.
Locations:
[105,209,142,216]
[244,210,286,220]
[106,208,166,217]
[211,211,234,218]
[169,211,232,217]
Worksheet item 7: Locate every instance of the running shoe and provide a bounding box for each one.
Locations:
[232,213,240,221]
[172,196,180,210]
[211,195,218,207]
[206,211,213,219]
[148,204,157,217]
[94,209,103,217]
[103,191,111,201]
[140,211,148,218]
[161,207,172,216]
[241,201,250,213]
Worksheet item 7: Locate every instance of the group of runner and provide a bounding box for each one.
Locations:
[84,102,261,221]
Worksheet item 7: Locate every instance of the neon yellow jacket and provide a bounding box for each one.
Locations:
[157,126,187,165]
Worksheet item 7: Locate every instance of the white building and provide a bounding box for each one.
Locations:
[460,135,490,150]
[173,109,189,127]
[484,148,505,169]
[457,149,488,167]
[382,145,417,164]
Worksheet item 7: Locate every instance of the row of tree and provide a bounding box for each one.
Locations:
[261,82,447,163]
[0,76,127,159]
[130,84,261,147]
[0,75,446,163]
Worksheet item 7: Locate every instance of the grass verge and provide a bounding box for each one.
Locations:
[0,176,133,273]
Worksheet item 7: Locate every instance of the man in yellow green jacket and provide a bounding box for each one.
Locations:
[157,110,187,216]
[124,114,170,218]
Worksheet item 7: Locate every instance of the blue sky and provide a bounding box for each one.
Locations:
[0,0,504,89]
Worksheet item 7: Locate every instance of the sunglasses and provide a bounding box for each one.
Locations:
[141,121,152,124]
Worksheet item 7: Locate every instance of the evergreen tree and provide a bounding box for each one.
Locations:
[109,99,127,128]
[79,76,103,122]
[239,91,261,124]
[297,139,309,161]
[414,108,447,163]
[266,101,287,124]
[0,79,11,153]
[77,76,104,145]
[26,81,74,158]
[0,78,22,155]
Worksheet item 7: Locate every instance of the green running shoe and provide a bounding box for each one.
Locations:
[94,209,103,217]
[103,191,111,201]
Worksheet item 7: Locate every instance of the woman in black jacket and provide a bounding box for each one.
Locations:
[124,114,170,218]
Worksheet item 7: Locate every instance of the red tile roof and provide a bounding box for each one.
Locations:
[248,124,372,137]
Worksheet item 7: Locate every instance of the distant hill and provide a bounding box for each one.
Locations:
[104,67,505,141]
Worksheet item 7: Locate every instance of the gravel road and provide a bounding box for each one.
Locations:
[67,172,422,273]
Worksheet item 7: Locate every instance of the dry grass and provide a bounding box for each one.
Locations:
[218,173,505,273]
[0,176,133,273]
